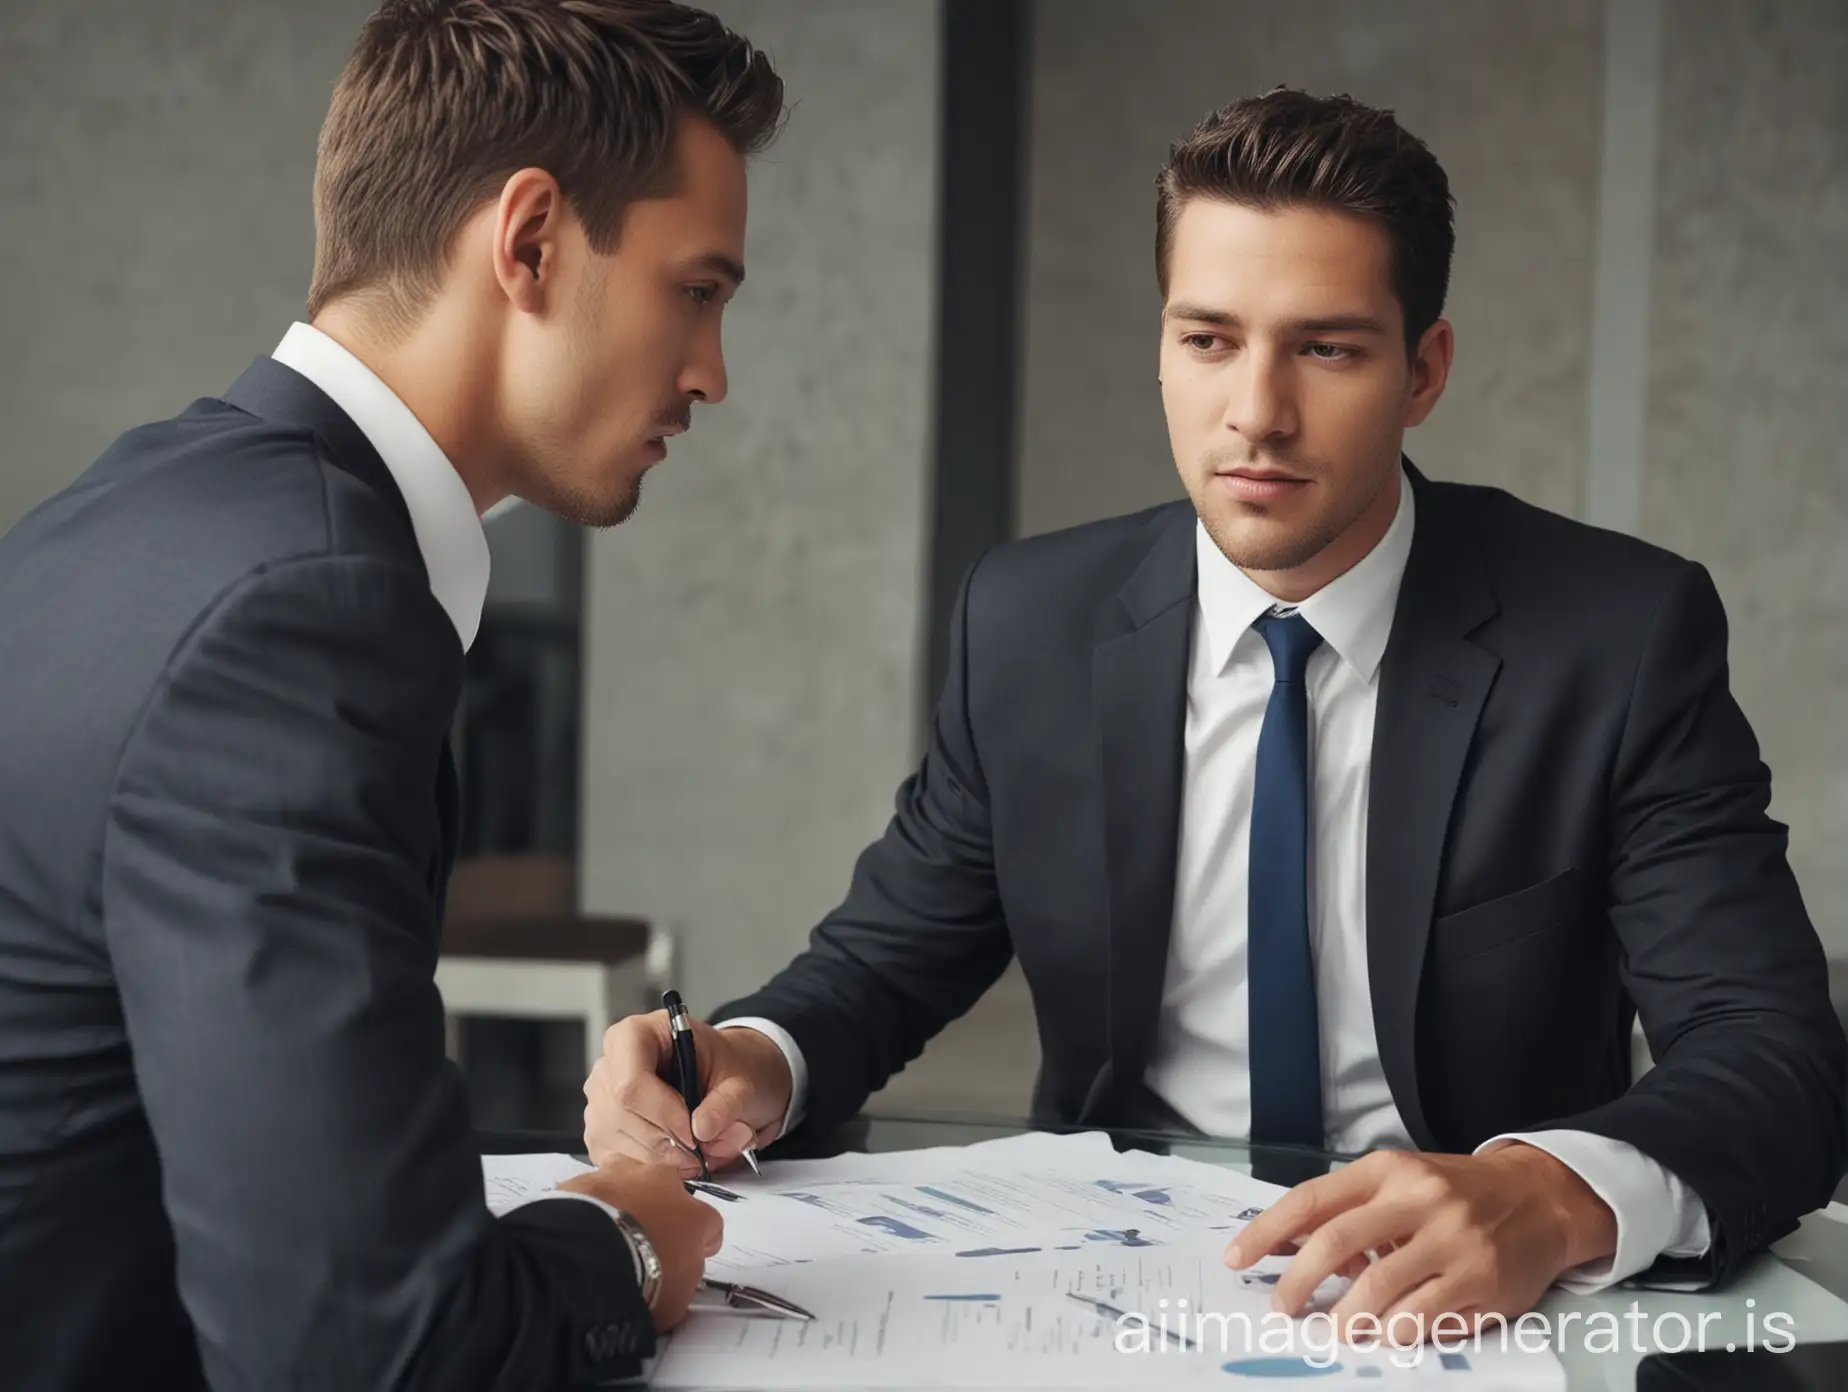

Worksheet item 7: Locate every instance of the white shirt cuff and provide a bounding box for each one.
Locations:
[715,1017,808,1139]
[1476,1128,1712,1292]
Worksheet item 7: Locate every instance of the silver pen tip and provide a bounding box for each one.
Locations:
[741,1148,761,1175]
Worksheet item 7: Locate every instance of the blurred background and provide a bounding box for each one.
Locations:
[1,0,1842,1132]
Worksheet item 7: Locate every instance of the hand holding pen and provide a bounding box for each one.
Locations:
[583,993,794,1177]
[664,990,759,1179]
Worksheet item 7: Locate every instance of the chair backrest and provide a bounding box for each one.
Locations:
[442,853,649,965]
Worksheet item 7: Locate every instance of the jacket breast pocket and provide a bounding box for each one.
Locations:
[1429,866,1589,964]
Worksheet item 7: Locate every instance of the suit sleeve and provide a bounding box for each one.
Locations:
[101,554,653,1390]
[714,556,1014,1135]
[1559,560,1847,1286]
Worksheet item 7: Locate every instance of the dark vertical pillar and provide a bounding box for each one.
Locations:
[924,0,1029,729]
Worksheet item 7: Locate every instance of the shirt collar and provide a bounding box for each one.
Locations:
[1194,466,1416,684]
[271,322,490,651]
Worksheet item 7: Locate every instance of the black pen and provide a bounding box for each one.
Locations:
[662,990,711,1180]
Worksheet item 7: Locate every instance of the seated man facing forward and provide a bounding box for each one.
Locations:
[586,89,1846,1335]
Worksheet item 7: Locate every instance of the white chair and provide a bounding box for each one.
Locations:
[435,855,674,1074]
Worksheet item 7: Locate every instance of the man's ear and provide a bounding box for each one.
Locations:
[491,167,567,315]
[1404,318,1454,429]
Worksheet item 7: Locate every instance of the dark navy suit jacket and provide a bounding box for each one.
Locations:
[0,359,651,1390]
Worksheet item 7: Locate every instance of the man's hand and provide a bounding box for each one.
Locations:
[559,1158,723,1330]
[584,1010,793,1176]
[1226,1145,1618,1339]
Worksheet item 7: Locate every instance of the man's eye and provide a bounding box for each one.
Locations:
[685,284,716,307]
[1305,343,1353,360]
[1181,333,1219,351]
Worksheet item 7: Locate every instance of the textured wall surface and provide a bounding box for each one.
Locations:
[0,0,374,533]
[1015,0,1605,537]
[579,0,941,1008]
[1639,0,1848,950]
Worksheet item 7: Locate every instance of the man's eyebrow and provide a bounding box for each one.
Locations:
[1162,305,1390,336]
[691,251,746,288]
[1287,314,1389,335]
[1163,302,1238,327]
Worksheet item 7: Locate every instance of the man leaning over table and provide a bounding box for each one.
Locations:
[0,2,788,1387]
[585,88,1847,1338]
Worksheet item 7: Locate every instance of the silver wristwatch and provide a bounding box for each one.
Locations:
[610,1209,662,1312]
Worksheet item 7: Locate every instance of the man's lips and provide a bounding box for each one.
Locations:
[644,426,687,457]
[1215,468,1310,501]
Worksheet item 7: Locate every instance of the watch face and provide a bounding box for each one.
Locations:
[615,1212,663,1309]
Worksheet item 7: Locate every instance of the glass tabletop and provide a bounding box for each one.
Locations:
[853,1108,1363,1171]
[478,1107,1360,1173]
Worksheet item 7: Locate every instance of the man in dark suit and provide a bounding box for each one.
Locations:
[0,3,784,1388]
[586,90,1846,1335]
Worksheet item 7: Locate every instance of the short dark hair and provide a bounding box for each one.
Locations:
[308,0,785,328]
[1155,89,1455,352]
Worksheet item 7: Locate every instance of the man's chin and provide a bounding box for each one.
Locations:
[586,484,642,529]
[600,481,643,527]
[1199,509,1336,574]
[527,478,643,530]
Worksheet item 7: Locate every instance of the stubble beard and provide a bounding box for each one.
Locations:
[526,471,645,530]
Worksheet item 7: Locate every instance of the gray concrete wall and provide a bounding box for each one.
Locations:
[0,0,584,612]
[1638,0,1848,950]
[578,0,942,1009]
[0,0,374,533]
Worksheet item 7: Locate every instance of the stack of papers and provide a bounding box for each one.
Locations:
[484,1131,1564,1389]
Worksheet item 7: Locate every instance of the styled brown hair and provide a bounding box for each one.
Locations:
[1156,89,1455,353]
[307,0,785,328]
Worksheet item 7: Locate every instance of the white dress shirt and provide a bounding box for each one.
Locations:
[747,468,1713,1291]
[270,322,490,651]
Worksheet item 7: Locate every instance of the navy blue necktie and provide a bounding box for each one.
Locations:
[1248,611,1326,1148]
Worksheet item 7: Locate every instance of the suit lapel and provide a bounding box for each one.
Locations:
[1366,470,1500,1149]
[1082,507,1196,1124]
